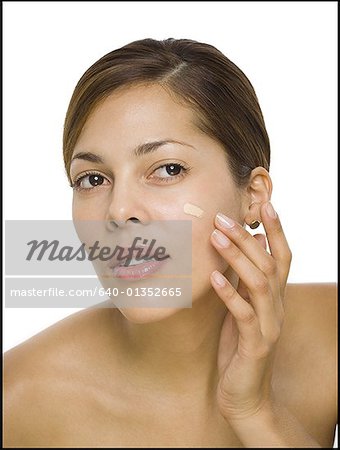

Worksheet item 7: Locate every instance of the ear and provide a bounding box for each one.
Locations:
[243,167,272,227]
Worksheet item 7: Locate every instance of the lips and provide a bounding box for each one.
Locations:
[107,246,169,269]
[111,257,169,279]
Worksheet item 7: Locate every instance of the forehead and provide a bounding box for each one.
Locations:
[76,84,198,149]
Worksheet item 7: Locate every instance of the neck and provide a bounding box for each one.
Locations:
[117,270,238,402]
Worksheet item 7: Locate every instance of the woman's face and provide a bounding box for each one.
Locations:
[70,84,247,322]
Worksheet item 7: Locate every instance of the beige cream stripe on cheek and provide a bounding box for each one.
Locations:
[183,203,204,218]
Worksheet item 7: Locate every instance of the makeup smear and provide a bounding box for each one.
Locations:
[183,203,204,218]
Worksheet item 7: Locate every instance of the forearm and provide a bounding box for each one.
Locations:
[226,401,321,448]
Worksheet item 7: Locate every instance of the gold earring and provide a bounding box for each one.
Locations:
[249,220,261,229]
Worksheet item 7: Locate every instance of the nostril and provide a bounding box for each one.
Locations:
[106,220,119,230]
[106,217,143,230]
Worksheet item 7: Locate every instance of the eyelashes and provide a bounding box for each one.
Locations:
[72,163,191,192]
[72,171,108,191]
[149,162,190,183]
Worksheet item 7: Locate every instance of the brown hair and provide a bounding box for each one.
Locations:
[63,38,270,186]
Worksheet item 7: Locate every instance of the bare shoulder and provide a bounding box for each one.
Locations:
[284,282,337,336]
[274,282,338,447]
[282,282,337,366]
[285,281,337,304]
[3,304,121,447]
[283,282,337,381]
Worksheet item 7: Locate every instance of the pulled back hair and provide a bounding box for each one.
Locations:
[63,38,270,186]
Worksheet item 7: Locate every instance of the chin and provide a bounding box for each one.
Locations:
[117,306,184,324]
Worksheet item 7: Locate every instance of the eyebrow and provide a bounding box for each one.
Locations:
[71,139,196,164]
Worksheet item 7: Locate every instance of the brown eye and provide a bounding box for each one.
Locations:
[150,163,189,183]
[165,164,181,176]
[73,172,109,191]
[87,174,104,187]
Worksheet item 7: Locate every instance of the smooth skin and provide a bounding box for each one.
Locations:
[3,283,337,447]
[4,84,337,448]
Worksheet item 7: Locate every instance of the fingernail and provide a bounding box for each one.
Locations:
[212,270,227,287]
[212,229,230,247]
[266,202,277,219]
[216,212,235,229]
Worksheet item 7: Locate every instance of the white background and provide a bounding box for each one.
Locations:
[3,3,338,443]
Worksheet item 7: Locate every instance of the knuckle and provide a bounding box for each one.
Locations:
[267,325,281,344]
[260,342,272,357]
[227,244,241,259]
[237,228,251,244]
[240,307,257,325]
[253,275,270,294]
[227,290,243,310]
[261,258,277,277]
[255,342,272,359]
[285,247,293,264]
[224,283,237,300]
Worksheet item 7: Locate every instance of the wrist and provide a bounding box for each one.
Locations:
[223,399,321,448]
[220,389,276,423]
[223,401,289,448]
[225,399,276,427]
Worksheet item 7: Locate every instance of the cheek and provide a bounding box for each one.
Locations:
[72,194,108,221]
[184,192,243,295]
[192,211,226,275]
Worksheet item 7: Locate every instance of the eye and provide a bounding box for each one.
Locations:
[72,172,110,191]
[150,163,190,183]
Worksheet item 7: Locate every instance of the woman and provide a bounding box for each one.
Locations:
[4,38,337,448]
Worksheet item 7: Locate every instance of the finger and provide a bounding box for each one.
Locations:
[236,277,250,302]
[235,236,267,302]
[214,213,282,314]
[260,202,292,293]
[210,270,263,348]
[252,233,284,318]
[215,214,279,297]
[211,229,277,335]
[253,233,267,252]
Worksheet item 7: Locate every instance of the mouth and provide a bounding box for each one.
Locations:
[107,246,170,280]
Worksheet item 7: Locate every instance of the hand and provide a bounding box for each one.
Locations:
[210,202,292,422]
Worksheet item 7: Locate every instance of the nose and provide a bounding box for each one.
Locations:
[105,176,150,228]
[108,217,140,229]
